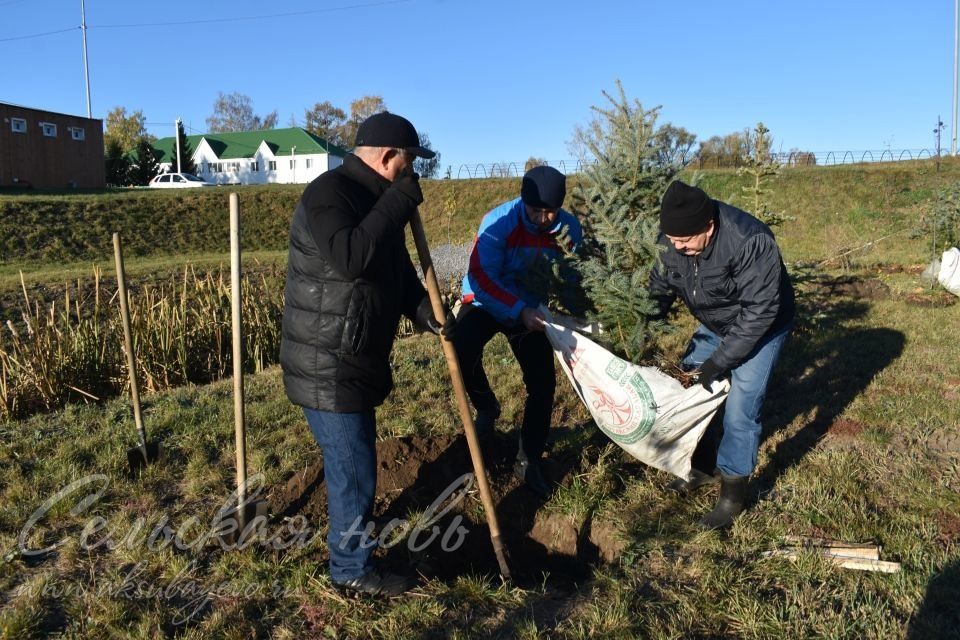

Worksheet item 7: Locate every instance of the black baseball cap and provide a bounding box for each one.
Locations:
[354,112,435,159]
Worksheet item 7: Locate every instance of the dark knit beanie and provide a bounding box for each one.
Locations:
[520,165,566,209]
[659,181,717,236]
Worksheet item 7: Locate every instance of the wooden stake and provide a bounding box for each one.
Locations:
[764,548,900,573]
[782,535,881,560]
[230,194,247,532]
[409,210,511,580]
[113,233,149,465]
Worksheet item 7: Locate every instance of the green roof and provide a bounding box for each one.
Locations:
[151,127,347,163]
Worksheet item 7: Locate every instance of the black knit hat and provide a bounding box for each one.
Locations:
[659,181,717,236]
[520,165,566,209]
[354,112,435,158]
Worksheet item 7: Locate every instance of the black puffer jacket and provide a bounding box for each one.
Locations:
[650,201,795,371]
[280,154,426,412]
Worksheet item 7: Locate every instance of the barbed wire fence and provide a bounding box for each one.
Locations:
[452,149,952,179]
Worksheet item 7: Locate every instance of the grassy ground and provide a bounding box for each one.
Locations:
[1,160,959,638]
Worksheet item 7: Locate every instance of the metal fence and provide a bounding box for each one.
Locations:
[452,149,950,179]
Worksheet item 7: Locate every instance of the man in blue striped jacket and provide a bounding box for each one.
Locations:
[454,165,583,497]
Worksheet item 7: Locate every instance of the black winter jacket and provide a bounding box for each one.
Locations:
[280,154,427,412]
[649,201,795,371]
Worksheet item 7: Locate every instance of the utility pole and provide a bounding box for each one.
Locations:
[953,0,958,155]
[80,0,92,118]
[175,119,182,173]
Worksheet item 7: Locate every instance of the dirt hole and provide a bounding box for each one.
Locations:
[812,275,891,301]
[270,431,626,587]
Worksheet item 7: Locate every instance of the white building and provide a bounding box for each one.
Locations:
[152,127,346,185]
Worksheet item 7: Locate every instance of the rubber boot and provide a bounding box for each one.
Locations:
[697,474,747,531]
[667,468,719,494]
[473,403,501,441]
[514,443,551,498]
[514,457,551,498]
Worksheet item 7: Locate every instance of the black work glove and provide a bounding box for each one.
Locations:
[697,358,727,391]
[415,296,456,340]
[392,172,423,206]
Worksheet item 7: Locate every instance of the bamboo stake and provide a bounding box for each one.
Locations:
[409,210,511,580]
[230,194,248,532]
[113,233,149,464]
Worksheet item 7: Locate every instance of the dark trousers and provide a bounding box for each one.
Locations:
[453,306,556,460]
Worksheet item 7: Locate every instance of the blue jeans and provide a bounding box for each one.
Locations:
[303,408,377,582]
[681,323,791,477]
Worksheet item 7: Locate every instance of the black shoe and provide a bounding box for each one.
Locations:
[668,468,719,494]
[332,568,415,597]
[697,474,748,531]
[514,457,552,498]
[474,404,501,440]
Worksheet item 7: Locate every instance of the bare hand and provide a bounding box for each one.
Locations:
[520,307,546,332]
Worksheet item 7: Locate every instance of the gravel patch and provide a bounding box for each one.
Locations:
[416,241,472,286]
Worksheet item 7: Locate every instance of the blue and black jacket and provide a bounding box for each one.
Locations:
[461,197,582,323]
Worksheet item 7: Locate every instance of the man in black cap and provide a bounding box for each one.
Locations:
[280,111,447,596]
[650,180,794,530]
[455,165,583,496]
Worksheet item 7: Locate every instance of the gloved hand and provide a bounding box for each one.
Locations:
[415,296,456,340]
[392,172,423,205]
[697,358,727,391]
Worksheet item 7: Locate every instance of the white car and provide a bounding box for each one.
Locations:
[148,173,215,188]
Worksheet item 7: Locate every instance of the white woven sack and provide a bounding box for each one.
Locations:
[543,311,729,480]
[938,247,960,297]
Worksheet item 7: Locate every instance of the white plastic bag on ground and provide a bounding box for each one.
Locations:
[542,311,729,480]
[938,247,960,297]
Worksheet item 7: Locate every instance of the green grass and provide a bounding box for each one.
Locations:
[1,160,959,637]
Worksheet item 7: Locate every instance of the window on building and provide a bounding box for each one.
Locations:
[305,158,313,169]
[11,118,26,134]
[251,161,259,172]
[268,160,276,171]
[70,127,85,141]
[40,122,57,137]
[289,159,296,169]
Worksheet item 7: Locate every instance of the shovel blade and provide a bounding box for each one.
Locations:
[218,500,271,546]
[126,441,161,473]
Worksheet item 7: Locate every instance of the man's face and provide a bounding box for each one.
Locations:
[665,219,715,256]
[525,204,559,231]
[385,148,417,182]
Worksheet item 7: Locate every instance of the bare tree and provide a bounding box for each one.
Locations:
[524,156,548,171]
[414,132,440,178]
[206,91,278,132]
[654,124,697,166]
[304,101,347,146]
[337,95,387,146]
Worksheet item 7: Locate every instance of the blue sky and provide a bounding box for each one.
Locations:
[1,0,955,173]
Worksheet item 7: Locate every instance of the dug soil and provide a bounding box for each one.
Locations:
[270,428,626,587]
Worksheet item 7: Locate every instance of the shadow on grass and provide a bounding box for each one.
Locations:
[756,296,906,490]
[907,558,960,639]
